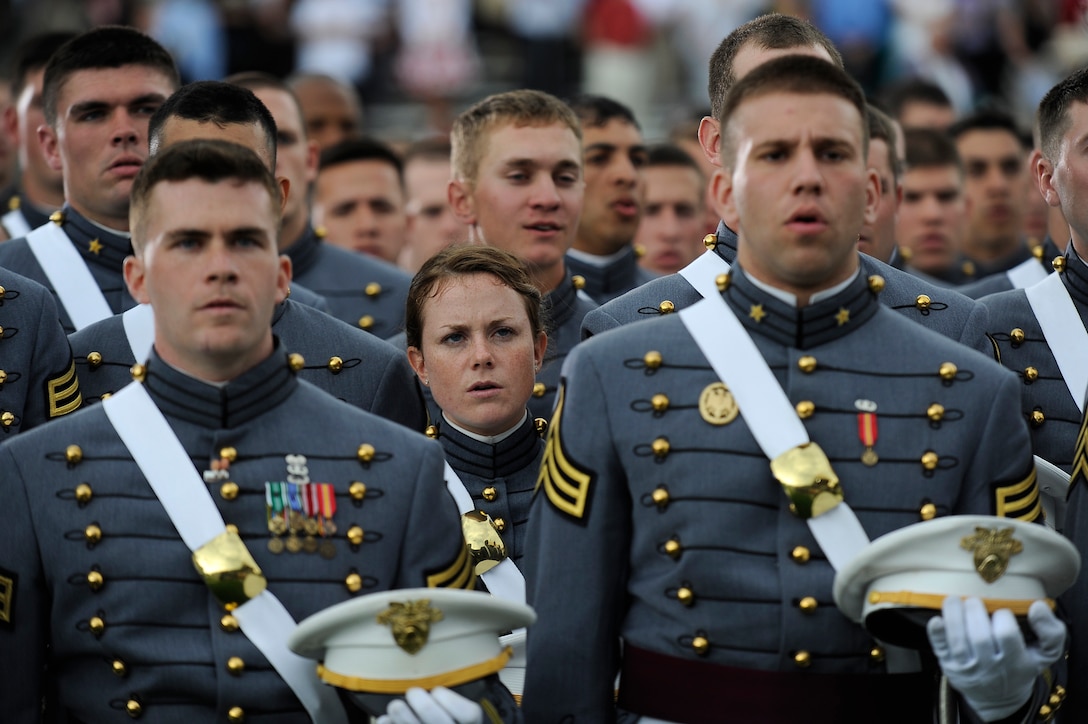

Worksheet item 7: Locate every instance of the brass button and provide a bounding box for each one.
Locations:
[228,707,245,722]
[651,393,669,412]
[227,656,245,675]
[358,315,375,330]
[677,586,694,606]
[938,362,957,381]
[1032,244,1045,260]
[797,356,817,373]
[357,443,375,463]
[1054,685,1067,701]
[962,260,975,276]
[1009,328,1025,344]
[926,404,945,422]
[921,451,939,471]
[482,486,498,502]
[220,482,239,500]
[643,351,663,369]
[572,275,586,290]
[633,244,645,258]
[1,411,14,427]
[219,447,237,462]
[126,699,142,718]
[692,635,710,655]
[494,517,507,532]
[920,503,937,521]
[1031,410,1046,427]
[791,546,810,563]
[49,210,65,224]
[349,481,367,500]
[867,275,885,293]
[532,382,546,397]
[87,351,103,368]
[365,282,382,297]
[534,418,548,435]
[1049,694,1062,707]
[870,646,886,663]
[0,369,6,384]
[87,570,104,591]
[658,300,675,314]
[715,273,730,292]
[327,356,344,373]
[915,294,931,311]
[345,573,363,593]
[112,658,127,676]
[795,400,815,419]
[220,614,239,632]
[664,539,682,559]
[66,444,83,464]
[1053,256,1066,273]
[76,484,94,503]
[798,596,817,613]
[1024,366,1039,382]
[651,487,669,508]
[85,524,102,543]
[703,233,717,249]
[1039,704,1053,720]
[424,425,438,438]
[100,392,112,400]
[347,525,364,545]
[89,616,105,635]
[130,363,146,382]
[225,524,239,535]
[287,353,305,371]
[793,650,812,668]
[651,437,670,457]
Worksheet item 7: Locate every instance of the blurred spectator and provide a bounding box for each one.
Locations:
[399,137,468,274]
[888,0,974,114]
[143,0,227,81]
[635,142,706,275]
[287,72,364,150]
[881,77,957,130]
[315,137,409,264]
[582,0,657,129]
[505,0,585,99]
[808,0,893,94]
[0,79,17,196]
[289,0,386,91]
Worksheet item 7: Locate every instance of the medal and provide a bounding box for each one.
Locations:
[267,537,285,554]
[698,382,739,426]
[266,481,288,550]
[855,399,879,466]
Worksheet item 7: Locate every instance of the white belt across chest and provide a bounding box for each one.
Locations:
[102,383,348,724]
[1024,272,1088,412]
[2,208,31,238]
[1006,256,1049,289]
[123,304,155,362]
[442,461,528,694]
[25,222,112,330]
[676,248,731,300]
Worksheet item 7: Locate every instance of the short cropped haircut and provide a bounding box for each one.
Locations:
[129,139,280,253]
[903,128,964,175]
[403,136,452,166]
[149,81,278,166]
[9,31,77,98]
[867,103,902,183]
[565,94,640,130]
[319,137,404,186]
[718,56,868,167]
[645,142,705,177]
[948,109,1022,143]
[451,89,582,186]
[43,26,179,125]
[405,244,545,350]
[880,77,953,122]
[225,71,309,140]
[708,13,842,122]
[1037,67,1088,162]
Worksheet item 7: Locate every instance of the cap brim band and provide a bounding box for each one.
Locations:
[316,646,513,694]
[867,590,1055,615]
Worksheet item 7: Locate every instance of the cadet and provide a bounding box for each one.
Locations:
[580,13,991,355]
[0,139,474,722]
[448,89,596,420]
[228,72,412,340]
[68,81,427,431]
[979,66,1088,472]
[524,56,1055,723]
[0,27,179,333]
[563,95,656,303]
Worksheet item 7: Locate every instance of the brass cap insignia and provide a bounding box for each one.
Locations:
[377,599,444,655]
[961,526,1023,583]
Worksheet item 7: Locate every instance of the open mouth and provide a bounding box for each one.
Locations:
[613,199,639,217]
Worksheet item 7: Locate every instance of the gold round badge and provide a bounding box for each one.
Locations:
[698,382,738,426]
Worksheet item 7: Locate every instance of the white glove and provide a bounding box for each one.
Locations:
[376,687,484,724]
[927,596,1065,722]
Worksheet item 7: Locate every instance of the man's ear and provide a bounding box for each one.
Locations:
[710,168,739,231]
[124,254,150,304]
[697,116,721,168]
[278,176,291,214]
[862,168,880,225]
[276,254,292,303]
[38,124,63,172]
[1035,151,1062,209]
[448,178,477,226]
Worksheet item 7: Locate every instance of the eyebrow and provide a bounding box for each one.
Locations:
[69,93,168,116]
[502,157,582,171]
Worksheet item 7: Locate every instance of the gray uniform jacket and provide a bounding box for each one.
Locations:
[977,246,1088,471]
[0,347,474,723]
[285,226,411,339]
[582,222,992,354]
[68,298,428,432]
[435,414,545,566]
[958,238,1064,300]
[0,206,138,333]
[532,269,597,420]
[0,193,51,237]
[1058,416,1088,720]
[524,266,1040,722]
[565,246,658,304]
[0,267,81,433]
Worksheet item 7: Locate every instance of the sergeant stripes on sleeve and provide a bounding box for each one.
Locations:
[47,360,82,418]
[536,383,594,521]
[425,542,476,590]
[995,466,1042,522]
